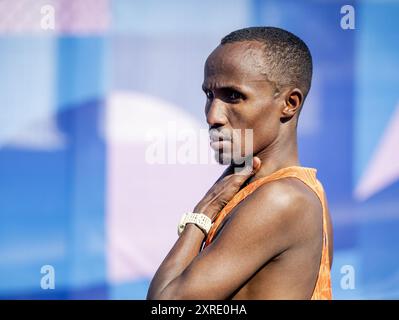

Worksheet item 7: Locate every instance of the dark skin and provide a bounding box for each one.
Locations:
[147,41,333,300]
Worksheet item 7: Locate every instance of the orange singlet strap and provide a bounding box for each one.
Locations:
[202,166,332,300]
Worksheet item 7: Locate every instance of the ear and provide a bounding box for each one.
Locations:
[281,88,303,119]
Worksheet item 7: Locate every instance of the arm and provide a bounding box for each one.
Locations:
[146,159,260,300]
[147,157,261,299]
[146,222,208,300]
[147,174,308,300]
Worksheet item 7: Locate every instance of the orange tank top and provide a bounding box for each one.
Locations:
[203,166,332,300]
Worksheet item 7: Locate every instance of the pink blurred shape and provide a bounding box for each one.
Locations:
[355,102,399,200]
[105,91,223,283]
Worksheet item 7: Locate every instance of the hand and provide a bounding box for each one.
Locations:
[193,157,262,220]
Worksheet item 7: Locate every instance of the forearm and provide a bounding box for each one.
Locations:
[146,223,206,299]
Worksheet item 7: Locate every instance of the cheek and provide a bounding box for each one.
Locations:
[241,104,281,152]
[253,124,279,152]
[227,98,280,150]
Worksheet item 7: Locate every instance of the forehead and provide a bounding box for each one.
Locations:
[204,41,267,86]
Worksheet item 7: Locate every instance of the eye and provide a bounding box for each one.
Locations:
[205,90,214,100]
[223,89,245,102]
[229,91,243,101]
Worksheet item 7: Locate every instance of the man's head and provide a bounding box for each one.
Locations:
[203,26,313,165]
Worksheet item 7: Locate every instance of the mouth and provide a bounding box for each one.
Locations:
[209,129,233,151]
[209,138,232,150]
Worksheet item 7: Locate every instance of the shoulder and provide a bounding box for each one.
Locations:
[252,177,322,215]
[230,177,323,247]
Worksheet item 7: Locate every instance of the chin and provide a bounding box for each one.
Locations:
[214,152,233,165]
[214,152,251,167]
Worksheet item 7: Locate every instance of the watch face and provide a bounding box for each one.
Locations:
[178,213,212,236]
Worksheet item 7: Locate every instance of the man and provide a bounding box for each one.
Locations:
[147,27,333,299]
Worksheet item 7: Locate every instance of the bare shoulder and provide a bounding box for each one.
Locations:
[231,177,323,247]
[224,178,325,299]
[207,176,324,272]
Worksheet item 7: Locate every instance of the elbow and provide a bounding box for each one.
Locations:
[146,287,163,300]
[147,285,187,300]
[147,276,193,300]
[146,290,175,300]
[146,285,175,300]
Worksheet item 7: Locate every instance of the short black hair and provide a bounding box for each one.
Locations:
[221,26,313,97]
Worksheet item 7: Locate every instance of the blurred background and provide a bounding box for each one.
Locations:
[0,0,398,299]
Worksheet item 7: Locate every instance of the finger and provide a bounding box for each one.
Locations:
[214,164,235,185]
[252,156,261,173]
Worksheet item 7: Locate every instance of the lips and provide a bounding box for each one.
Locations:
[209,130,233,150]
[210,136,231,142]
[209,132,232,142]
[210,139,232,150]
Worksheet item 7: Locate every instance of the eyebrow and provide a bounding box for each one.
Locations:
[201,83,244,92]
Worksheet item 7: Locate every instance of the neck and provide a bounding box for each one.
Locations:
[247,128,299,184]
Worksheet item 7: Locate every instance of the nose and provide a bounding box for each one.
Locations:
[206,100,228,127]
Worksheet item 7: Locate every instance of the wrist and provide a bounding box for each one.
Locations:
[193,205,213,219]
[184,223,207,237]
[178,212,212,236]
